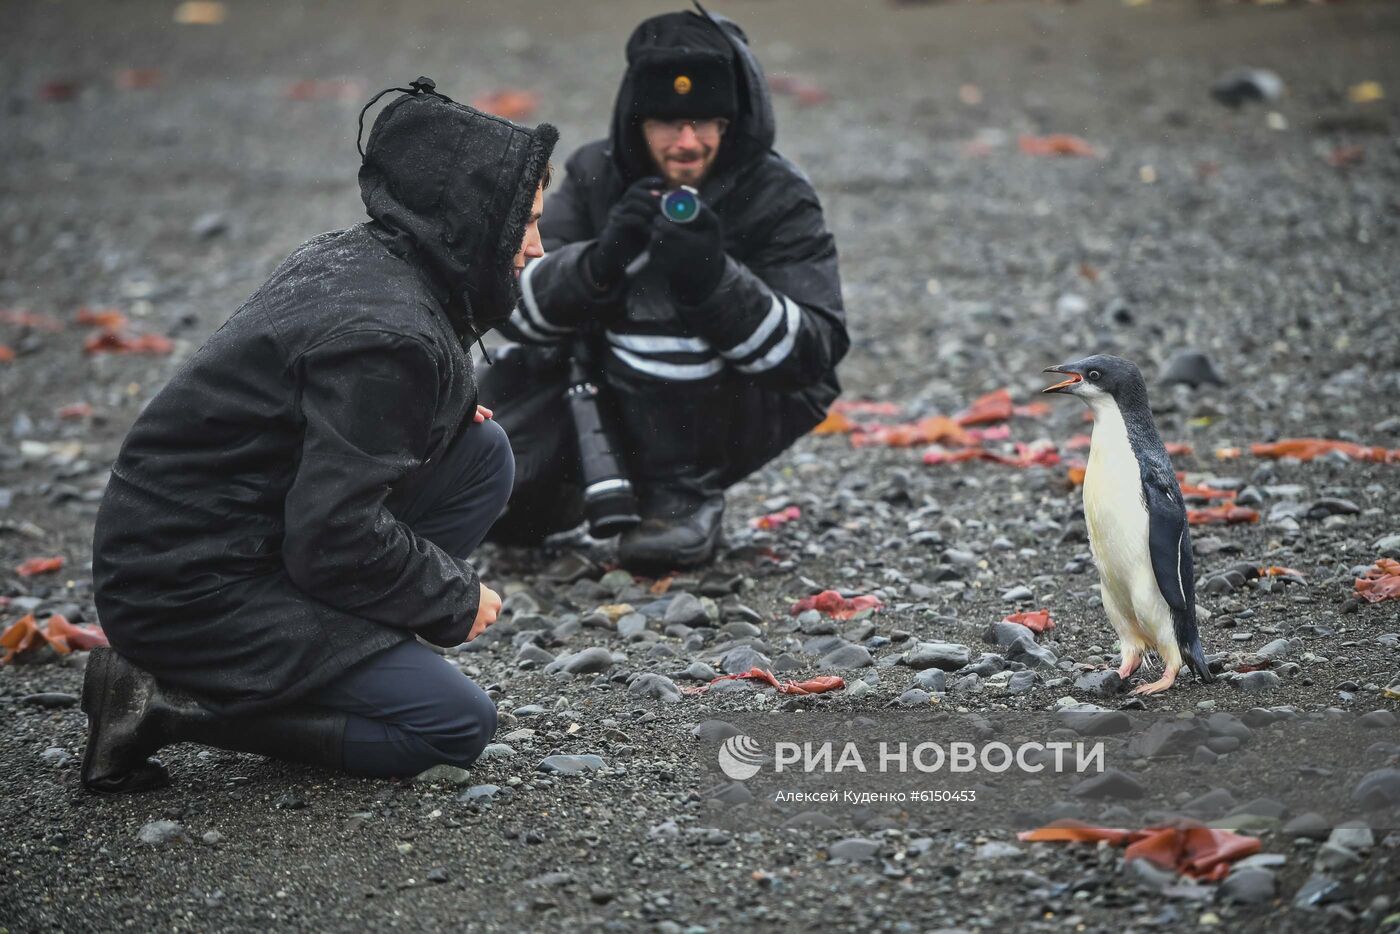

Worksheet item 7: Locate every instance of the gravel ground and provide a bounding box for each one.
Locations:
[3,0,1400,931]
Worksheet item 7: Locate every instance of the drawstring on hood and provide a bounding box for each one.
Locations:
[358,77,558,348]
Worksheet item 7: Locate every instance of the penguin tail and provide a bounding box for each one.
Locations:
[1186,643,1215,684]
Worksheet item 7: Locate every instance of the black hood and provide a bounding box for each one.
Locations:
[610,9,775,183]
[359,85,558,337]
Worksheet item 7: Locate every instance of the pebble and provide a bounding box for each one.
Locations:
[39,747,73,767]
[1293,874,1344,909]
[1282,813,1331,840]
[974,841,1021,860]
[1210,68,1284,108]
[516,644,555,667]
[1159,349,1225,387]
[137,820,186,846]
[1129,720,1207,758]
[1220,867,1276,905]
[1073,671,1122,697]
[1255,638,1296,661]
[413,765,473,786]
[1057,704,1132,736]
[1231,671,1282,694]
[664,593,709,628]
[21,693,79,708]
[895,688,932,707]
[1005,670,1037,694]
[1070,768,1145,799]
[679,661,718,682]
[900,641,970,671]
[201,830,223,846]
[720,645,771,674]
[1004,636,1058,669]
[550,646,615,676]
[826,838,881,861]
[478,743,515,760]
[616,614,649,639]
[1001,585,1033,602]
[1358,710,1398,729]
[628,673,683,703]
[460,784,504,803]
[537,754,606,776]
[1353,769,1400,809]
[911,668,946,693]
[692,720,741,742]
[819,644,873,670]
[844,678,874,700]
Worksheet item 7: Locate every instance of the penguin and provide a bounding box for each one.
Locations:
[1042,354,1214,694]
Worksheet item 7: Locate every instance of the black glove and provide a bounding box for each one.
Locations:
[647,201,726,307]
[585,176,663,292]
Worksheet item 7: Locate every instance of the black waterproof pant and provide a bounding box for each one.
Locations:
[478,343,828,544]
[303,416,512,777]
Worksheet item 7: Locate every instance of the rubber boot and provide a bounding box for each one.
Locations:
[81,647,347,793]
[614,382,725,570]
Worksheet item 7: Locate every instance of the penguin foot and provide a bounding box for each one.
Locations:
[1129,668,1179,695]
[1116,651,1142,681]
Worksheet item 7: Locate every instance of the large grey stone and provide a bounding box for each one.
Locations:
[537,754,607,775]
[1231,671,1282,694]
[137,820,187,846]
[1074,670,1123,697]
[1070,768,1145,799]
[549,646,615,676]
[1220,868,1276,905]
[1057,704,1132,736]
[819,644,874,670]
[720,645,771,674]
[1353,769,1400,809]
[664,593,709,627]
[628,673,683,704]
[826,838,881,861]
[901,641,970,671]
[1128,720,1208,758]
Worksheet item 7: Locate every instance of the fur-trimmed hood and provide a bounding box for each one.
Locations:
[609,9,775,183]
[359,86,558,337]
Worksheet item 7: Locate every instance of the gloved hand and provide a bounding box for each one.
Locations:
[648,201,726,307]
[585,176,663,291]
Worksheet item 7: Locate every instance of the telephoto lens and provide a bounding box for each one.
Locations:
[565,351,641,538]
[660,186,700,224]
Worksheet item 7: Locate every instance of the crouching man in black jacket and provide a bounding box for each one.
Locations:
[485,9,848,569]
[80,79,558,791]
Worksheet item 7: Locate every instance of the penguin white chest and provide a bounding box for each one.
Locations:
[1082,402,1164,645]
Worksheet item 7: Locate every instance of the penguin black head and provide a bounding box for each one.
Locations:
[1042,354,1148,407]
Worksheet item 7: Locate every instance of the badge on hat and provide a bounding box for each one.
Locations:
[673,75,692,95]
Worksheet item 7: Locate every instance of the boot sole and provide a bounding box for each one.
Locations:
[620,524,725,571]
[80,649,169,794]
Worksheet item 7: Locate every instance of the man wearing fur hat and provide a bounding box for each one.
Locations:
[486,8,847,569]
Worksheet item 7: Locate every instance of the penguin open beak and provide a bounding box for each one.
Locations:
[1041,365,1084,394]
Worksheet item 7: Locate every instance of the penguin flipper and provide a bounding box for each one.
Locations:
[1142,470,1214,683]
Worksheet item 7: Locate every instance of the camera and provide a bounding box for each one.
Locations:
[660,186,700,224]
[565,343,641,538]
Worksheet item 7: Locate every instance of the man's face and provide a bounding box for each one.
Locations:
[513,184,545,279]
[642,117,728,187]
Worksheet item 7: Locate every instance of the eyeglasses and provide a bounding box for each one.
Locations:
[643,118,729,142]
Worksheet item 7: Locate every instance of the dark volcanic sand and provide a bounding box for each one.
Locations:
[2,0,1399,930]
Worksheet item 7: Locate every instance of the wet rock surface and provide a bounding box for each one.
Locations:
[2,1,1400,931]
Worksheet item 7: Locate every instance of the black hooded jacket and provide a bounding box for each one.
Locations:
[499,11,846,400]
[91,88,556,715]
